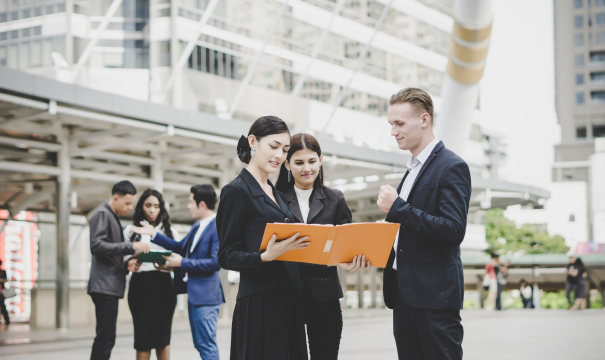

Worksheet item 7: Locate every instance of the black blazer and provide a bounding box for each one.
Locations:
[217,168,302,300]
[87,204,135,298]
[283,185,351,302]
[383,141,471,310]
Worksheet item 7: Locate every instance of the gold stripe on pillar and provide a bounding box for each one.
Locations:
[453,20,493,43]
[446,61,486,84]
[449,38,490,64]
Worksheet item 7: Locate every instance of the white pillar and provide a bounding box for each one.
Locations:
[56,133,70,329]
[435,0,493,155]
[592,139,605,243]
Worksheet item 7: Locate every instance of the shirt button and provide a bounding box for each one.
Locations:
[284,218,289,223]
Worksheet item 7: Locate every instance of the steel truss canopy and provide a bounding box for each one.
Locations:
[0,66,548,222]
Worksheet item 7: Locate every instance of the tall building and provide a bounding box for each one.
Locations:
[553,0,605,245]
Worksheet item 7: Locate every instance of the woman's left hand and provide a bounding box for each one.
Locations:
[162,253,183,267]
[338,255,371,273]
[153,261,173,271]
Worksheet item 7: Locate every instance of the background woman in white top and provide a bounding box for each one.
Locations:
[124,189,179,360]
[276,133,370,360]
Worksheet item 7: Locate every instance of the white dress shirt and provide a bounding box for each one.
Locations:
[124,224,179,272]
[190,213,217,252]
[294,186,313,223]
[393,138,440,270]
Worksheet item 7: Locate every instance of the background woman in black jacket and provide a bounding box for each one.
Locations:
[217,116,310,360]
[276,133,371,360]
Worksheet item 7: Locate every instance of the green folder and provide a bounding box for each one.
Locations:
[137,250,172,264]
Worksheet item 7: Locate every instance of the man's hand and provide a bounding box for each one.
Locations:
[338,255,371,273]
[127,258,141,273]
[162,253,183,267]
[132,242,150,253]
[261,233,310,262]
[153,261,174,271]
[130,221,157,237]
[377,184,398,213]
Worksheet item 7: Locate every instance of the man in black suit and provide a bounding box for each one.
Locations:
[377,88,471,360]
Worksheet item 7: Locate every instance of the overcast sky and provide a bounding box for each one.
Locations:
[480,0,560,190]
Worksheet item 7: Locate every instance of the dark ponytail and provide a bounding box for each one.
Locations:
[237,116,290,164]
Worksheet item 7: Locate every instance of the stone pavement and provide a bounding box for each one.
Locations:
[0,309,603,359]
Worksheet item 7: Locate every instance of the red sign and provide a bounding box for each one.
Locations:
[0,210,39,323]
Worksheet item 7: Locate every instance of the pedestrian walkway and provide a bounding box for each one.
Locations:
[0,309,603,359]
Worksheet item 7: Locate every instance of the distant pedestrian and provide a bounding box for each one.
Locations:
[494,255,508,311]
[520,279,533,309]
[533,283,541,310]
[0,260,10,325]
[569,258,587,310]
[565,256,577,306]
[88,181,150,360]
[484,254,498,310]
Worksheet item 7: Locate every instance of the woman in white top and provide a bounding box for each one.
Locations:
[124,189,180,360]
[275,133,371,360]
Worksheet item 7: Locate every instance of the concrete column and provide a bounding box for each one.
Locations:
[476,275,484,309]
[65,0,74,63]
[152,153,164,193]
[56,133,71,329]
[170,0,182,108]
[369,267,377,308]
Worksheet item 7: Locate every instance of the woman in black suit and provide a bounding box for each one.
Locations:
[217,116,310,360]
[275,133,371,360]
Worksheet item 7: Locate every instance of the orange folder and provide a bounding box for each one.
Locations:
[259,222,400,268]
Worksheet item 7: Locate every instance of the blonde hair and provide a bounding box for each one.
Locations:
[389,87,434,124]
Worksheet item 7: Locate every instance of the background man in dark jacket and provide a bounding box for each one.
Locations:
[378,88,471,360]
[88,181,149,360]
[132,184,224,360]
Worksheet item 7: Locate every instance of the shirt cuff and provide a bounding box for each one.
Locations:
[150,231,157,240]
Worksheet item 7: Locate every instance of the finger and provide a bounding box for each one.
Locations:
[288,232,301,242]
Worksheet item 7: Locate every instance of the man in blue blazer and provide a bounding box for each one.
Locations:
[377,88,471,360]
[133,184,224,360]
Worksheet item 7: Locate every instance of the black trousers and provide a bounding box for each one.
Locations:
[495,284,504,310]
[0,293,9,324]
[393,296,463,360]
[90,293,120,360]
[301,287,342,360]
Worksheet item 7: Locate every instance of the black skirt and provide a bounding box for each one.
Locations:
[128,271,177,351]
[230,287,308,360]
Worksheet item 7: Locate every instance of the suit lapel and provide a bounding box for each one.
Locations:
[396,170,410,194]
[306,187,325,223]
[190,218,214,253]
[408,141,444,199]
[284,188,304,223]
[184,222,200,257]
[240,168,288,216]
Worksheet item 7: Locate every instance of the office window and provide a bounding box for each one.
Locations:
[10,30,17,40]
[575,0,583,8]
[575,34,584,46]
[10,11,18,21]
[33,26,41,36]
[0,32,6,41]
[22,28,30,38]
[594,125,605,137]
[57,3,66,13]
[46,5,55,15]
[597,32,605,44]
[22,9,30,19]
[596,13,605,25]
[597,0,605,6]
[591,91,605,103]
[576,54,585,67]
[569,214,576,222]
[0,13,6,23]
[590,51,605,63]
[577,73,585,84]
[34,7,42,17]
[575,15,584,28]
[592,72,605,83]
[577,127,587,139]
[577,92,586,104]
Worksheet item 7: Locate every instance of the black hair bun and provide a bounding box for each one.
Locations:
[237,135,251,164]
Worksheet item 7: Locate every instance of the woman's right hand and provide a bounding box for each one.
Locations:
[260,232,310,262]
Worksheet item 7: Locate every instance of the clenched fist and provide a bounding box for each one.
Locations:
[377,184,398,213]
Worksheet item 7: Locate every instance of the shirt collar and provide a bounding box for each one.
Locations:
[198,213,216,227]
[406,138,440,170]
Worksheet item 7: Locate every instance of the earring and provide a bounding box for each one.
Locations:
[251,148,256,157]
[319,167,322,180]
[288,170,291,182]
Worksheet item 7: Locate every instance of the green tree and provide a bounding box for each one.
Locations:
[484,208,569,255]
